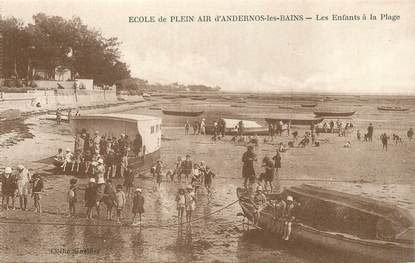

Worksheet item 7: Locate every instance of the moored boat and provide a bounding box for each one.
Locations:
[237,185,414,262]
[162,109,204,117]
[313,111,356,117]
[190,97,207,101]
[377,106,410,112]
[301,103,317,108]
[278,105,294,110]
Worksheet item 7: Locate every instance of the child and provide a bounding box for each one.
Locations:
[203,167,215,196]
[61,149,73,172]
[115,184,126,224]
[173,156,183,183]
[176,188,186,224]
[85,178,97,219]
[103,179,116,220]
[185,185,196,223]
[67,178,78,217]
[155,160,163,189]
[132,188,144,226]
[123,167,134,197]
[31,174,44,213]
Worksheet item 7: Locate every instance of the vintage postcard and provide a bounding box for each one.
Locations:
[0,0,414,262]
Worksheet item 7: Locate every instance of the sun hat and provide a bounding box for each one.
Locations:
[286,196,293,202]
[89,178,96,183]
[66,148,71,152]
[135,188,142,193]
[256,185,263,192]
[4,167,12,174]
[98,158,104,164]
[186,185,193,190]
[17,164,24,170]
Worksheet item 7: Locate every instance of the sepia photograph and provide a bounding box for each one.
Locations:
[0,0,414,262]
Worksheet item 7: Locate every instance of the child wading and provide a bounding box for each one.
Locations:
[176,188,186,224]
[132,188,144,226]
[115,184,126,224]
[67,178,78,217]
[185,185,196,224]
[31,174,44,213]
[85,178,97,219]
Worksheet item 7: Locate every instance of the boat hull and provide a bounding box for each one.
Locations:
[162,110,204,117]
[236,188,414,262]
[313,111,356,117]
[377,107,410,112]
[265,117,323,126]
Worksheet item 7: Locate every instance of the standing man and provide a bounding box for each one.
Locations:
[407,128,413,141]
[2,167,15,210]
[182,155,193,182]
[272,150,282,192]
[16,164,31,211]
[56,108,62,125]
[242,145,257,189]
[368,123,374,142]
[381,133,389,151]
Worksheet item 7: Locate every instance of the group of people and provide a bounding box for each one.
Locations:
[54,129,143,179]
[186,118,227,139]
[318,120,354,136]
[1,165,43,213]
[268,120,290,140]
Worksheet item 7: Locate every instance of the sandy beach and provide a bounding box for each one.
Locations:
[0,94,414,262]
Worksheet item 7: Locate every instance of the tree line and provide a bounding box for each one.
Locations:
[1,13,130,86]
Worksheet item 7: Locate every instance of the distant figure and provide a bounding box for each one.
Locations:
[242,145,257,188]
[133,133,142,157]
[407,128,414,141]
[261,156,275,193]
[381,133,389,151]
[282,196,296,241]
[367,123,374,142]
[103,179,116,220]
[344,141,352,148]
[132,188,144,226]
[173,156,183,182]
[182,155,193,182]
[185,121,190,135]
[185,185,196,223]
[16,164,31,211]
[238,120,245,136]
[123,167,134,197]
[67,109,72,122]
[287,121,291,136]
[218,118,226,138]
[272,150,282,192]
[2,167,16,210]
[357,129,361,141]
[56,108,62,125]
[193,121,199,135]
[115,184,126,224]
[176,188,186,224]
[200,118,206,135]
[85,178,97,219]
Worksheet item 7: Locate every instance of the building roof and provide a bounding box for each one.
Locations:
[72,113,160,123]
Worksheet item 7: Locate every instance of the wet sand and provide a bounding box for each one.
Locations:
[0,95,414,262]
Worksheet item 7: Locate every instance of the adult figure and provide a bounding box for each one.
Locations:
[93,131,101,154]
[2,167,16,210]
[381,133,389,151]
[85,178,97,219]
[182,155,193,182]
[238,120,245,136]
[56,108,62,125]
[200,118,206,135]
[407,128,414,141]
[16,164,31,211]
[185,185,196,223]
[242,145,257,189]
[185,121,190,135]
[133,133,142,157]
[219,118,226,137]
[367,123,374,142]
[103,179,116,220]
[272,150,282,192]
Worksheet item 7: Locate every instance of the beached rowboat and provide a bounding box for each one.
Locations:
[190,97,207,101]
[301,103,317,108]
[265,115,323,126]
[313,111,356,117]
[377,106,410,112]
[162,109,204,117]
[237,185,414,262]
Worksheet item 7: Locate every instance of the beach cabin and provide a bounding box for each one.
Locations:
[70,113,161,170]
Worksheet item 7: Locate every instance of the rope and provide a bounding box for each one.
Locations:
[0,199,240,229]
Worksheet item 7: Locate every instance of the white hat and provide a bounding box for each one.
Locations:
[256,185,263,192]
[135,188,142,193]
[97,177,105,184]
[186,185,193,190]
[4,167,12,174]
[17,164,24,170]
[98,158,104,164]
[66,148,71,152]
[91,161,98,166]
[89,178,96,183]
[286,196,293,202]
[95,130,99,134]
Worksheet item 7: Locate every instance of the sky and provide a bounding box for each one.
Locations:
[2,0,415,95]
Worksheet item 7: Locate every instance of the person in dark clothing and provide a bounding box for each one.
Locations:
[133,133,143,157]
[103,179,116,220]
[261,156,275,193]
[272,150,282,192]
[368,123,374,142]
[67,178,78,217]
[381,133,389,151]
[407,128,414,141]
[203,167,215,195]
[31,174,44,213]
[132,188,145,226]
[123,167,134,197]
[218,118,226,138]
[181,155,193,182]
[85,178,97,219]
[2,167,16,210]
[242,145,257,188]
[329,120,335,133]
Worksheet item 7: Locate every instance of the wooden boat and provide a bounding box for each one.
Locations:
[265,115,323,126]
[230,104,246,108]
[237,185,414,262]
[0,109,21,121]
[149,106,161,110]
[162,109,204,117]
[222,96,233,101]
[313,111,356,117]
[377,106,410,112]
[206,118,268,135]
[190,97,207,101]
[40,115,70,123]
[70,114,161,172]
[301,103,317,108]
[278,105,294,110]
